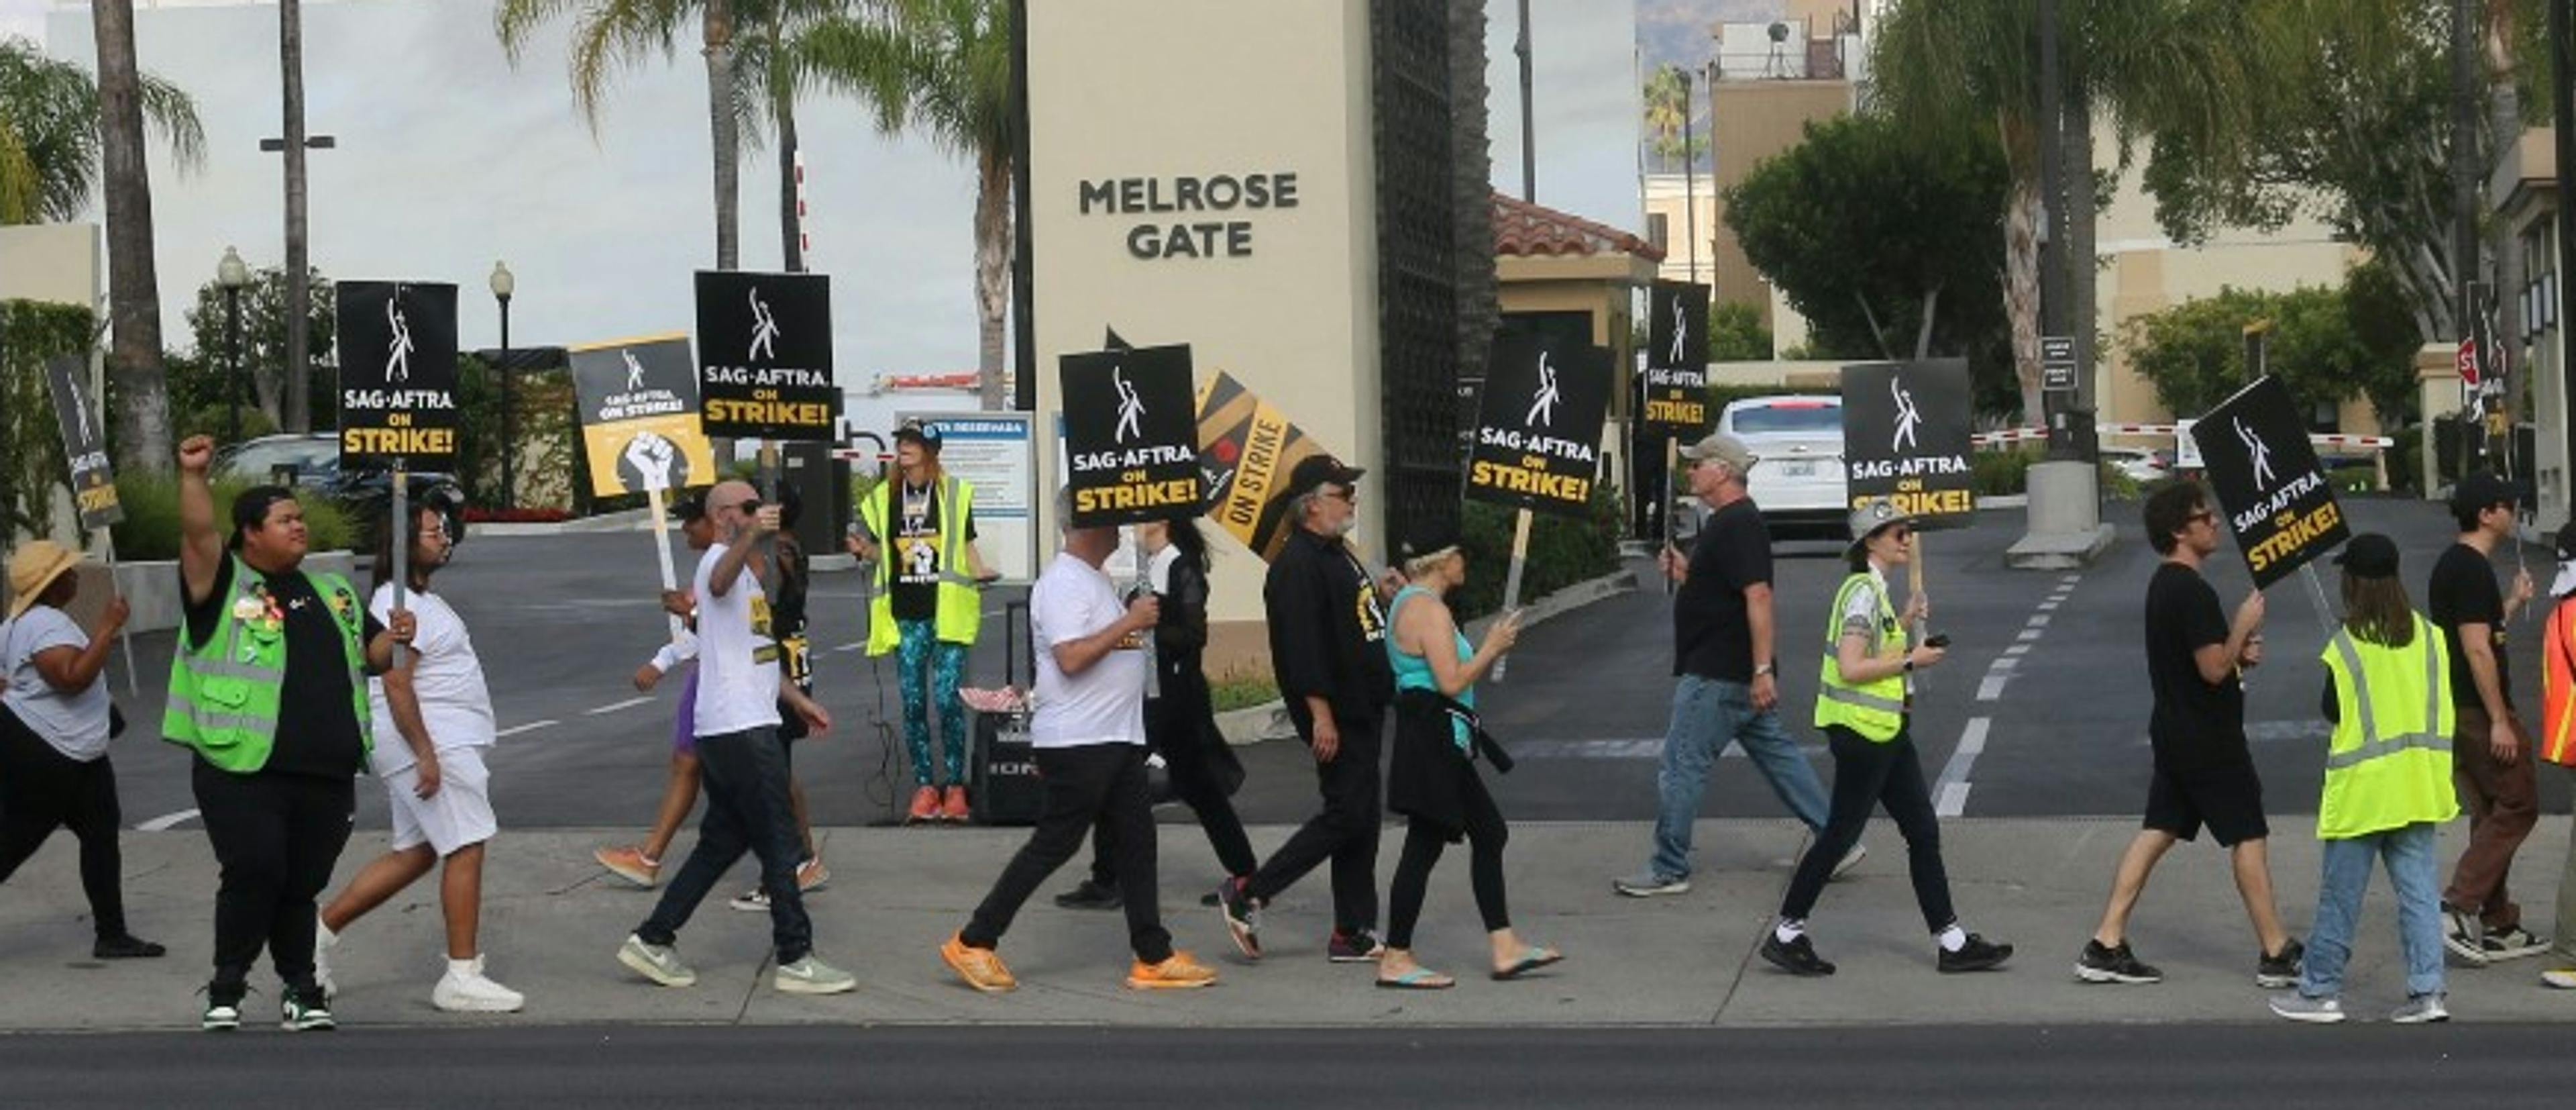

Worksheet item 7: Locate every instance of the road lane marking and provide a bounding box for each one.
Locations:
[2025,614,2051,629]
[138,809,201,832]
[2037,601,2059,611]
[1976,675,2008,701]
[2002,643,2031,657]
[496,719,559,738]
[2016,628,2043,642]
[1933,717,1990,817]
[833,641,865,653]
[584,697,655,716]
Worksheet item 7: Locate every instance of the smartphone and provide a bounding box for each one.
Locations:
[1923,634,1951,649]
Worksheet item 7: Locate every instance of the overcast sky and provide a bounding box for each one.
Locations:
[12,0,1646,377]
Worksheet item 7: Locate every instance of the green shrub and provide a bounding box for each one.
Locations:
[1209,669,1281,713]
[2327,464,2379,494]
[108,472,356,561]
[1974,446,2041,496]
[175,405,280,442]
[1452,487,1625,622]
[1,299,98,542]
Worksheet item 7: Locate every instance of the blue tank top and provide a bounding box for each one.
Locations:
[1388,585,1473,751]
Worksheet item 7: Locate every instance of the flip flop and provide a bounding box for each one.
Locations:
[1491,946,1563,981]
[1375,966,1456,990]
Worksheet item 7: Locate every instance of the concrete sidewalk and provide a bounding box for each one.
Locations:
[2,817,2570,1032]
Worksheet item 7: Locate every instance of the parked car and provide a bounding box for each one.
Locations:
[2102,446,2169,485]
[1717,394,1847,540]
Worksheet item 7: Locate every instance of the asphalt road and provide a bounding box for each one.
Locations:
[87,496,2571,832]
[0,1023,2562,1109]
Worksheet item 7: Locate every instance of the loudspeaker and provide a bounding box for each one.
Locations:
[778,440,850,558]
[969,709,1042,825]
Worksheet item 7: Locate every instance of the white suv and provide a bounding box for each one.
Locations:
[1718,395,1847,540]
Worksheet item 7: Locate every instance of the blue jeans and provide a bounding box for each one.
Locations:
[2300,821,2444,1001]
[1647,674,1830,881]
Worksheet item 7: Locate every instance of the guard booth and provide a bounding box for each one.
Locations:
[1490,192,1662,539]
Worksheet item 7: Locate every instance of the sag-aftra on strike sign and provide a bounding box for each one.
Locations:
[2191,375,2351,588]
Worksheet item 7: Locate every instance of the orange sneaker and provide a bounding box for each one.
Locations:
[906,786,940,824]
[1126,950,1219,990]
[941,933,1018,993]
[941,785,971,823]
[594,846,661,889]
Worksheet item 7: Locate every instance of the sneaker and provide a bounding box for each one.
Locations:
[941,785,972,823]
[729,888,773,912]
[1829,842,1869,881]
[1938,934,2014,974]
[1053,878,1123,910]
[2478,925,2551,962]
[1327,929,1387,963]
[2540,965,2576,989]
[2074,940,2162,985]
[594,846,661,889]
[93,934,165,960]
[1214,877,1262,960]
[313,923,339,999]
[797,856,830,893]
[200,984,246,1033]
[2269,993,2346,1023]
[280,985,335,1031]
[2256,938,2306,989]
[775,954,859,995]
[2390,992,2451,1024]
[433,960,527,1013]
[906,785,941,824]
[618,934,698,988]
[1760,932,1837,976]
[1126,951,1220,990]
[2442,905,2489,966]
[940,933,1018,993]
[1613,871,1690,898]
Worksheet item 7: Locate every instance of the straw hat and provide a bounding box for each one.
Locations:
[7,540,83,620]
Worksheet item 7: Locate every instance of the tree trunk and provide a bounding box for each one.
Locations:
[2485,1,2522,426]
[92,0,171,472]
[2003,159,2044,425]
[974,148,1011,411]
[2068,85,2098,415]
[704,1,740,270]
[281,0,312,434]
[778,90,802,272]
[1913,284,1942,360]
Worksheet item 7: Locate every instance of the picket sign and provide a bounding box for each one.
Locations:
[645,483,685,643]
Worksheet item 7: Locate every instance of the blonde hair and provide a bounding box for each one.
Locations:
[1402,545,1461,581]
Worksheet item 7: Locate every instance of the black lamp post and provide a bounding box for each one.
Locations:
[490,260,516,508]
[217,246,250,444]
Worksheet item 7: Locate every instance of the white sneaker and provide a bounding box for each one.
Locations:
[618,934,698,988]
[729,888,772,912]
[313,922,339,999]
[774,954,858,995]
[433,960,527,1013]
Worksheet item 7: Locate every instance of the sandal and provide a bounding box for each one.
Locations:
[1491,946,1563,980]
[1374,965,1456,990]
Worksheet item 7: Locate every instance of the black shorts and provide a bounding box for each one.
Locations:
[2142,763,2269,846]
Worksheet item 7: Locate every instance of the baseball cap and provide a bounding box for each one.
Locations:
[1395,521,1462,566]
[1680,432,1757,474]
[2449,470,2516,515]
[2552,520,2576,598]
[2332,532,2401,580]
[894,421,943,451]
[1283,454,1366,501]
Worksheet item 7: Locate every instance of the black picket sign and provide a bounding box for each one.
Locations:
[1642,281,1713,438]
[1466,335,1611,518]
[45,354,122,530]
[694,270,839,441]
[2190,376,2350,588]
[1839,360,1976,525]
[1059,343,1204,526]
[335,281,460,469]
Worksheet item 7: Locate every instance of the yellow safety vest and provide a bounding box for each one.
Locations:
[858,475,982,654]
[2316,615,2460,840]
[1814,571,1905,742]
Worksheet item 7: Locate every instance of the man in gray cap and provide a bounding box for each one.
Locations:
[1616,432,1856,897]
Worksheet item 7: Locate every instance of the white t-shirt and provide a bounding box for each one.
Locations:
[1029,552,1146,750]
[691,542,782,737]
[1,606,112,761]
[1839,567,1912,695]
[365,585,497,776]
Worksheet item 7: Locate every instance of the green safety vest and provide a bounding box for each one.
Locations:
[1813,571,1906,742]
[2316,615,2460,839]
[859,475,983,655]
[162,554,372,772]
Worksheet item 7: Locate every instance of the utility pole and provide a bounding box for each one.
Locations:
[2037,0,2070,459]
[280,0,311,432]
[1516,0,1535,200]
[1678,67,1698,287]
[2451,0,2485,465]
[2554,0,2576,491]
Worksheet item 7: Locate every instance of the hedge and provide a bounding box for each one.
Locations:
[1451,487,1626,622]
[1,299,99,543]
[107,470,356,561]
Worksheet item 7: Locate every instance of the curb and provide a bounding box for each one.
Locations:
[474,508,656,537]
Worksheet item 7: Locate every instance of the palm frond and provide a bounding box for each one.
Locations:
[136,69,205,172]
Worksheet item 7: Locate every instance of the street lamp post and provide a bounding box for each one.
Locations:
[490,261,516,509]
[217,246,251,445]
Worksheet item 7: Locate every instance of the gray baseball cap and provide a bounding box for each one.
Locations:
[1680,432,1757,473]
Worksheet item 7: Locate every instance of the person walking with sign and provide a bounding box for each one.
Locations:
[0,542,163,962]
[311,503,523,1013]
[1615,433,1856,898]
[2534,521,2576,990]
[166,436,415,1032]
[1759,500,2012,977]
[2270,535,2458,1024]
[1216,456,1397,962]
[848,422,994,824]
[2430,472,2551,965]
[2076,483,2302,987]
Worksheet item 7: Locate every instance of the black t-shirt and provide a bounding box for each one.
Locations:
[2143,561,2248,773]
[2428,542,2509,709]
[883,481,977,622]
[1263,527,1394,729]
[1673,499,1772,681]
[180,557,382,779]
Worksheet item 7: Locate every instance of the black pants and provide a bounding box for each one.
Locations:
[640,727,812,963]
[1086,698,1258,886]
[0,713,129,939]
[1246,711,1384,935]
[191,759,354,993]
[1779,724,1955,933]
[965,743,1172,963]
[1386,764,1510,950]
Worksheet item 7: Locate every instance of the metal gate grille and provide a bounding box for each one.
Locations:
[1371,0,1463,546]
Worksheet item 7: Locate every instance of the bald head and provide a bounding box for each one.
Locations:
[707,480,761,540]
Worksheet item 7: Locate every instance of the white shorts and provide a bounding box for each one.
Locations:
[382,746,499,856]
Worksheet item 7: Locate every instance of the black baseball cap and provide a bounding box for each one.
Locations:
[2450,470,2516,515]
[1283,454,1365,501]
[2332,532,2401,580]
[1395,521,1462,564]
[672,490,709,523]
[894,421,943,451]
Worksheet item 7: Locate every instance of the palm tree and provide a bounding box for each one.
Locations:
[789,0,1012,409]
[1642,65,1694,171]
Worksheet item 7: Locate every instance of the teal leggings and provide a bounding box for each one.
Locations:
[898,619,970,786]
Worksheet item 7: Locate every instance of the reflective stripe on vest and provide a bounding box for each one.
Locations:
[2326,622,2445,769]
[162,556,372,772]
[1813,572,1905,742]
[1820,684,1907,715]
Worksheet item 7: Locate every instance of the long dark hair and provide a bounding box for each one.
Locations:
[1166,517,1212,574]
[2340,573,2416,648]
[370,503,442,592]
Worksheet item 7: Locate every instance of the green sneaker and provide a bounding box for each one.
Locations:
[280,986,335,1031]
[619,934,698,988]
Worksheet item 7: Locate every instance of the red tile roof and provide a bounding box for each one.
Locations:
[1491,190,1665,261]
